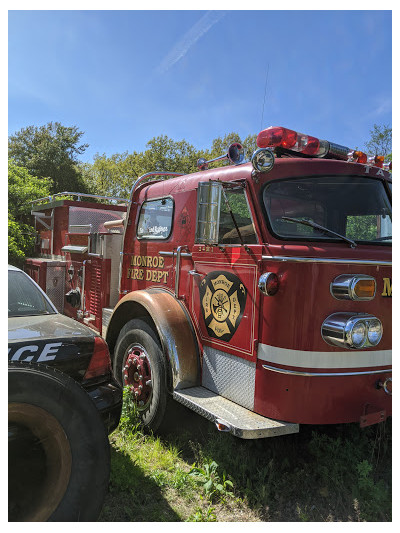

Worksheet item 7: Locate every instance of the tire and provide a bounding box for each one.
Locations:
[114,318,168,432]
[8,362,110,522]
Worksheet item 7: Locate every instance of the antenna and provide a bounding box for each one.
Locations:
[260,63,270,131]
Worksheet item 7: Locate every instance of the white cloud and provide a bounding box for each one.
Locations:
[367,96,392,119]
[156,11,226,75]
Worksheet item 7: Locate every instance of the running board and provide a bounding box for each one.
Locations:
[172,386,299,439]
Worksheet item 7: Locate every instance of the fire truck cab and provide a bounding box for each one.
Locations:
[25,126,392,438]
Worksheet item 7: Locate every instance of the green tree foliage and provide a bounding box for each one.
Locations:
[8,122,89,194]
[81,135,207,198]
[8,161,52,266]
[365,124,392,159]
[138,135,204,175]
[80,152,140,200]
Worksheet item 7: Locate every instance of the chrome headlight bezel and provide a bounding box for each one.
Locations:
[321,313,383,349]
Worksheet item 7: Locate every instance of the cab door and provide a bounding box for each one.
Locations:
[188,181,262,409]
[191,243,262,360]
[191,182,262,360]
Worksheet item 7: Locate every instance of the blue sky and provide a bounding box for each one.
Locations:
[8,9,392,162]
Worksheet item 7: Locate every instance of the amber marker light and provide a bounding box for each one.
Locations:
[331,274,376,301]
[353,151,368,164]
[353,279,376,299]
[374,155,385,168]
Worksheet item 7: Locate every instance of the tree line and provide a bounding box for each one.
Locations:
[8,121,391,266]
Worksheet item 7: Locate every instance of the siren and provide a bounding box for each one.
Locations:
[197,143,245,170]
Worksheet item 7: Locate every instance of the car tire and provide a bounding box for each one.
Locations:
[8,362,110,522]
[114,318,171,432]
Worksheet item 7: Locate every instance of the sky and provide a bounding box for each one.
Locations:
[8,8,392,163]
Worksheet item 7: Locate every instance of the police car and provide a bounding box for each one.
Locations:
[8,264,122,434]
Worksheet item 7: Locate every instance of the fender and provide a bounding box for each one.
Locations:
[106,288,200,391]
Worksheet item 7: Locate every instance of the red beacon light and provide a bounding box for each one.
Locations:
[257,126,391,170]
[257,127,329,158]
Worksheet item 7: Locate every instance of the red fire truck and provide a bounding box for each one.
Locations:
[25,126,392,438]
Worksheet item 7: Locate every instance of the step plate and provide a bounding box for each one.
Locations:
[173,386,299,439]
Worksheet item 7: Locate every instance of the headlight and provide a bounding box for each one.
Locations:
[367,319,383,346]
[322,313,383,349]
[349,321,367,348]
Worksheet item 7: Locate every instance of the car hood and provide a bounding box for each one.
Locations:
[8,313,97,342]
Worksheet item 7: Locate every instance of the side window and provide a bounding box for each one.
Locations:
[218,189,257,244]
[137,198,174,240]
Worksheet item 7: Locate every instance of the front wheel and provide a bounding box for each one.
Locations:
[8,362,110,521]
[114,318,168,432]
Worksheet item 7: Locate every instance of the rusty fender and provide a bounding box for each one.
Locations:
[106,289,200,391]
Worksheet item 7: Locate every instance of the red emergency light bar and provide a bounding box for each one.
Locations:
[257,126,391,170]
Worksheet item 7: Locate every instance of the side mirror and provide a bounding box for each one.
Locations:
[195,181,222,245]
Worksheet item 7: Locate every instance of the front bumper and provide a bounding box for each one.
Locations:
[85,378,123,434]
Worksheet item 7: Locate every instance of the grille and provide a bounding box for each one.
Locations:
[87,261,102,317]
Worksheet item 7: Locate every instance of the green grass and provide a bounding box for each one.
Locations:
[99,394,392,522]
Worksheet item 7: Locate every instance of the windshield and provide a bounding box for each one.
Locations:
[8,271,56,317]
[263,176,391,245]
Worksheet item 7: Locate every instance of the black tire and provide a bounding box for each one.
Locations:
[8,362,110,522]
[114,318,168,432]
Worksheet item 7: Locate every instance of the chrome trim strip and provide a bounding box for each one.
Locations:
[262,364,392,377]
[257,343,392,369]
[262,255,392,266]
[159,251,192,257]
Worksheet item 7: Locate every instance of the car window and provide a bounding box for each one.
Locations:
[137,198,174,240]
[219,188,257,244]
[8,271,55,317]
[263,176,391,244]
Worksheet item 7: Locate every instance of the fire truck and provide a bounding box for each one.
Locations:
[25,126,392,438]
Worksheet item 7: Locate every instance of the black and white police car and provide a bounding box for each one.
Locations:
[8,264,123,521]
[8,264,122,433]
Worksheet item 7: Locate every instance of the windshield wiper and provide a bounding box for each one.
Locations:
[281,216,357,248]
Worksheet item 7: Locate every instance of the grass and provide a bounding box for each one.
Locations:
[99,390,392,522]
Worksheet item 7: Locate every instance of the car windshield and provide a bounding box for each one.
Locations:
[8,271,55,317]
[263,176,392,245]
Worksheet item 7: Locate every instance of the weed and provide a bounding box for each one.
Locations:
[103,405,391,522]
[186,505,217,522]
[354,460,391,521]
[189,460,234,501]
[118,387,141,432]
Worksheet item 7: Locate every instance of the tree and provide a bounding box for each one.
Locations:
[8,161,52,267]
[80,152,140,200]
[138,135,204,175]
[81,136,206,198]
[8,122,89,193]
[365,124,392,158]
[80,131,259,199]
